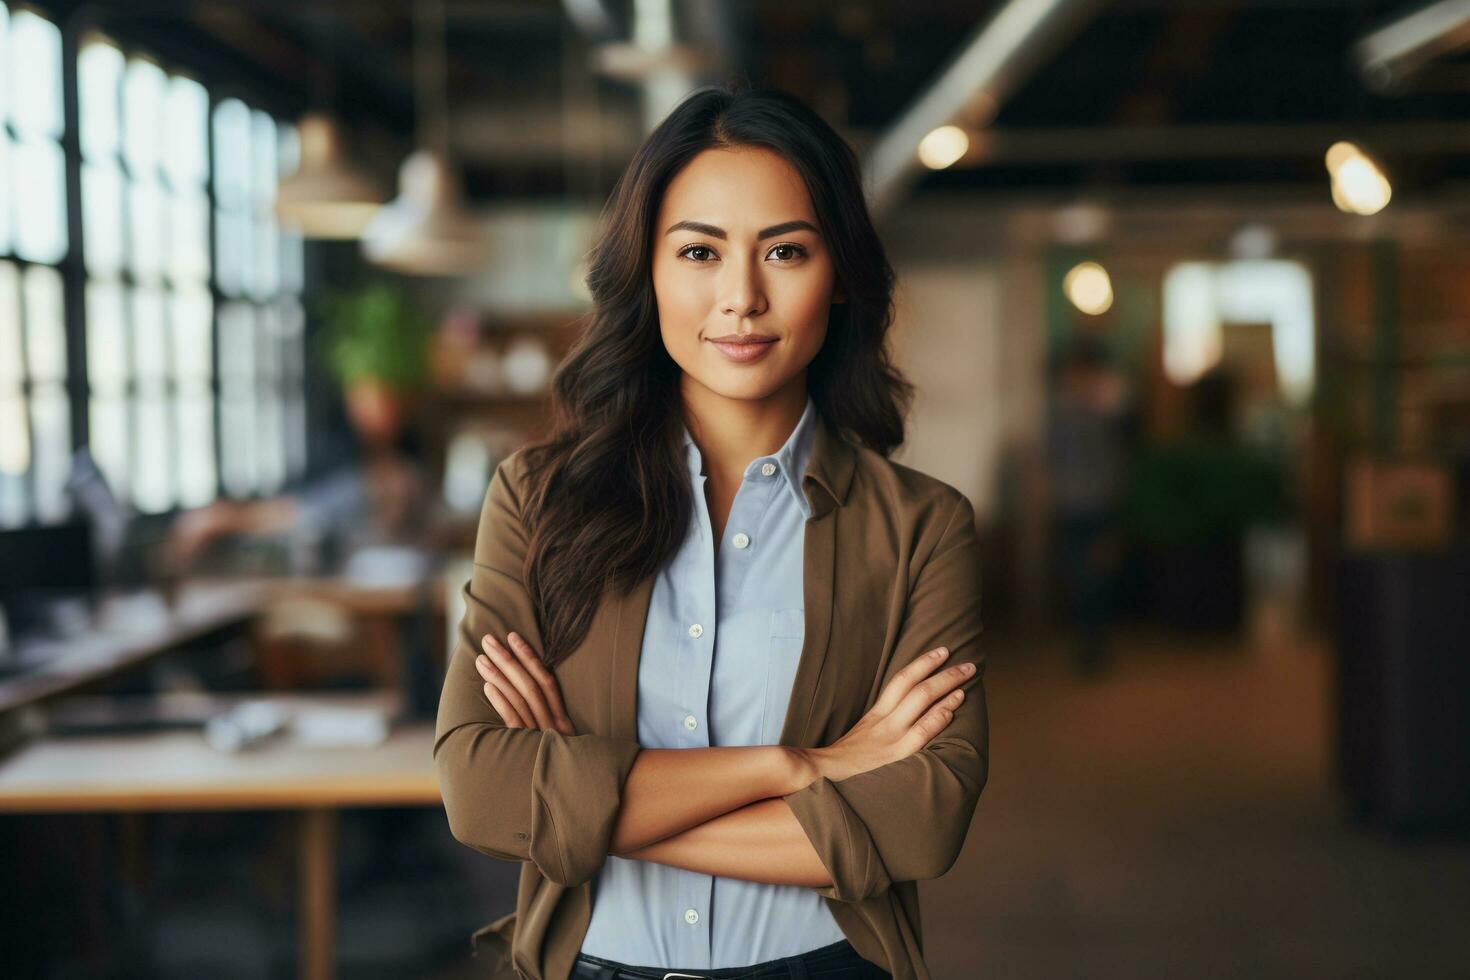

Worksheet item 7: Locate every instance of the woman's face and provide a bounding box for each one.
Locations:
[652,146,844,405]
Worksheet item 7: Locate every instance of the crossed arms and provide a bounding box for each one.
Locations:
[433,457,988,901]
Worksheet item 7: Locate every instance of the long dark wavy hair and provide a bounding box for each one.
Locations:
[519,82,913,667]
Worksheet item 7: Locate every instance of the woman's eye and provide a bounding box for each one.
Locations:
[676,243,807,263]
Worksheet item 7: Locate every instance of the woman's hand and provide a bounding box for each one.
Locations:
[474,632,577,736]
[793,646,973,785]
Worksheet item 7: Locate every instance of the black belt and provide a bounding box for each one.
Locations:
[570,939,880,980]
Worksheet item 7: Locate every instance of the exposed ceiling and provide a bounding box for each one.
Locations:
[45,0,1470,204]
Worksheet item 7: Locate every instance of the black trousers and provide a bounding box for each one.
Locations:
[570,939,892,980]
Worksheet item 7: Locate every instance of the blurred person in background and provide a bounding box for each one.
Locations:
[1044,334,1134,676]
[166,397,431,577]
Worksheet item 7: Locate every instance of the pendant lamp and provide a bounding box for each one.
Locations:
[275,112,385,239]
[361,0,487,276]
[361,149,487,274]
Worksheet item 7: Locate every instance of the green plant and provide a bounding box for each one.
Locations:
[312,283,431,391]
[1123,440,1290,546]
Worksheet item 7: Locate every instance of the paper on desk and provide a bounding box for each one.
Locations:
[291,705,391,746]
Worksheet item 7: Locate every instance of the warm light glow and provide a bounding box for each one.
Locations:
[1064,261,1113,315]
[918,125,969,170]
[1325,141,1391,216]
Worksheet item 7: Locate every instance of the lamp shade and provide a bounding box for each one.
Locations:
[275,113,385,239]
[360,149,488,276]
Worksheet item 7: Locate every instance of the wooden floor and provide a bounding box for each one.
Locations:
[921,618,1470,980]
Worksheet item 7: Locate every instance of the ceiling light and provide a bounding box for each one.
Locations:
[918,125,969,170]
[275,113,385,239]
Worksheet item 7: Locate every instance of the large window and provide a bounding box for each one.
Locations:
[0,3,307,528]
[211,98,307,500]
[0,5,70,528]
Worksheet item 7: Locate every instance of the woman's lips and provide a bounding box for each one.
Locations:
[708,338,777,363]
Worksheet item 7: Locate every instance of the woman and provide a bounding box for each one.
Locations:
[435,83,988,980]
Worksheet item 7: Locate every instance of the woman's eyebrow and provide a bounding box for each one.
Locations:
[663,219,819,240]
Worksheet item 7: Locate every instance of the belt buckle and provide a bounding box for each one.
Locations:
[661,974,709,980]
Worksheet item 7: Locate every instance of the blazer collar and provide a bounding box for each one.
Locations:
[803,410,857,518]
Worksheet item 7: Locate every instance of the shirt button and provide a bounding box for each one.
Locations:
[683,908,700,925]
[683,714,698,730]
[732,532,750,550]
[687,623,704,638]
[760,462,777,477]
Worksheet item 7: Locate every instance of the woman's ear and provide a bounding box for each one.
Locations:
[832,284,847,304]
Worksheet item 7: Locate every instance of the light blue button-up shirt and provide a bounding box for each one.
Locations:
[579,395,848,968]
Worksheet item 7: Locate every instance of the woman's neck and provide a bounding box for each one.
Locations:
[680,376,807,483]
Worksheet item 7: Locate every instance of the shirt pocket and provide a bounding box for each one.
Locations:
[761,608,806,744]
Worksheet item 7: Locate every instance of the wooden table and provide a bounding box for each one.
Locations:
[0,691,442,980]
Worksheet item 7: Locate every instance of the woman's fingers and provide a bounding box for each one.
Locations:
[475,643,540,728]
[872,646,950,715]
[905,691,962,750]
[483,682,526,728]
[504,632,575,735]
[482,634,558,731]
[890,661,974,731]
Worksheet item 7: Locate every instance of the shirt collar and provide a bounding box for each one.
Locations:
[680,395,823,519]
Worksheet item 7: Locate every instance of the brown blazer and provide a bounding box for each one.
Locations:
[434,413,988,980]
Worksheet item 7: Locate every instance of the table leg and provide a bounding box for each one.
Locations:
[299,807,338,980]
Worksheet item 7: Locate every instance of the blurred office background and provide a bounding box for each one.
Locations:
[1,1,1468,977]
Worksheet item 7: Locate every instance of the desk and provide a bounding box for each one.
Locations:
[0,691,442,980]
[0,578,269,713]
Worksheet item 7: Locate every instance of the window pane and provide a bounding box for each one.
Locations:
[250,110,277,206]
[0,136,11,255]
[31,382,70,523]
[9,10,63,140]
[220,394,256,497]
[215,207,249,297]
[176,383,215,507]
[0,5,9,130]
[131,286,167,387]
[169,187,209,283]
[212,98,251,210]
[218,301,255,387]
[0,391,28,479]
[171,285,212,380]
[257,302,281,382]
[89,395,130,505]
[251,216,279,299]
[82,160,125,276]
[86,280,128,393]
[79,39,124,161]
[122,57,165,178]
[133,392,172,513]
[13,138,67,263]
[280,299,305,381]
[165,75,208,189]
[0,261,19,385]
[128,177,165,283]
[258,392,283,493]
[280,227,304,294]
[23,265,65,382]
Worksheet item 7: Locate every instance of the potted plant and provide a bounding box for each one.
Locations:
[313,283,431,448]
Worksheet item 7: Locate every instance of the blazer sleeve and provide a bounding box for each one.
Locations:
[782,490,988,902]
[433,454,643,887]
